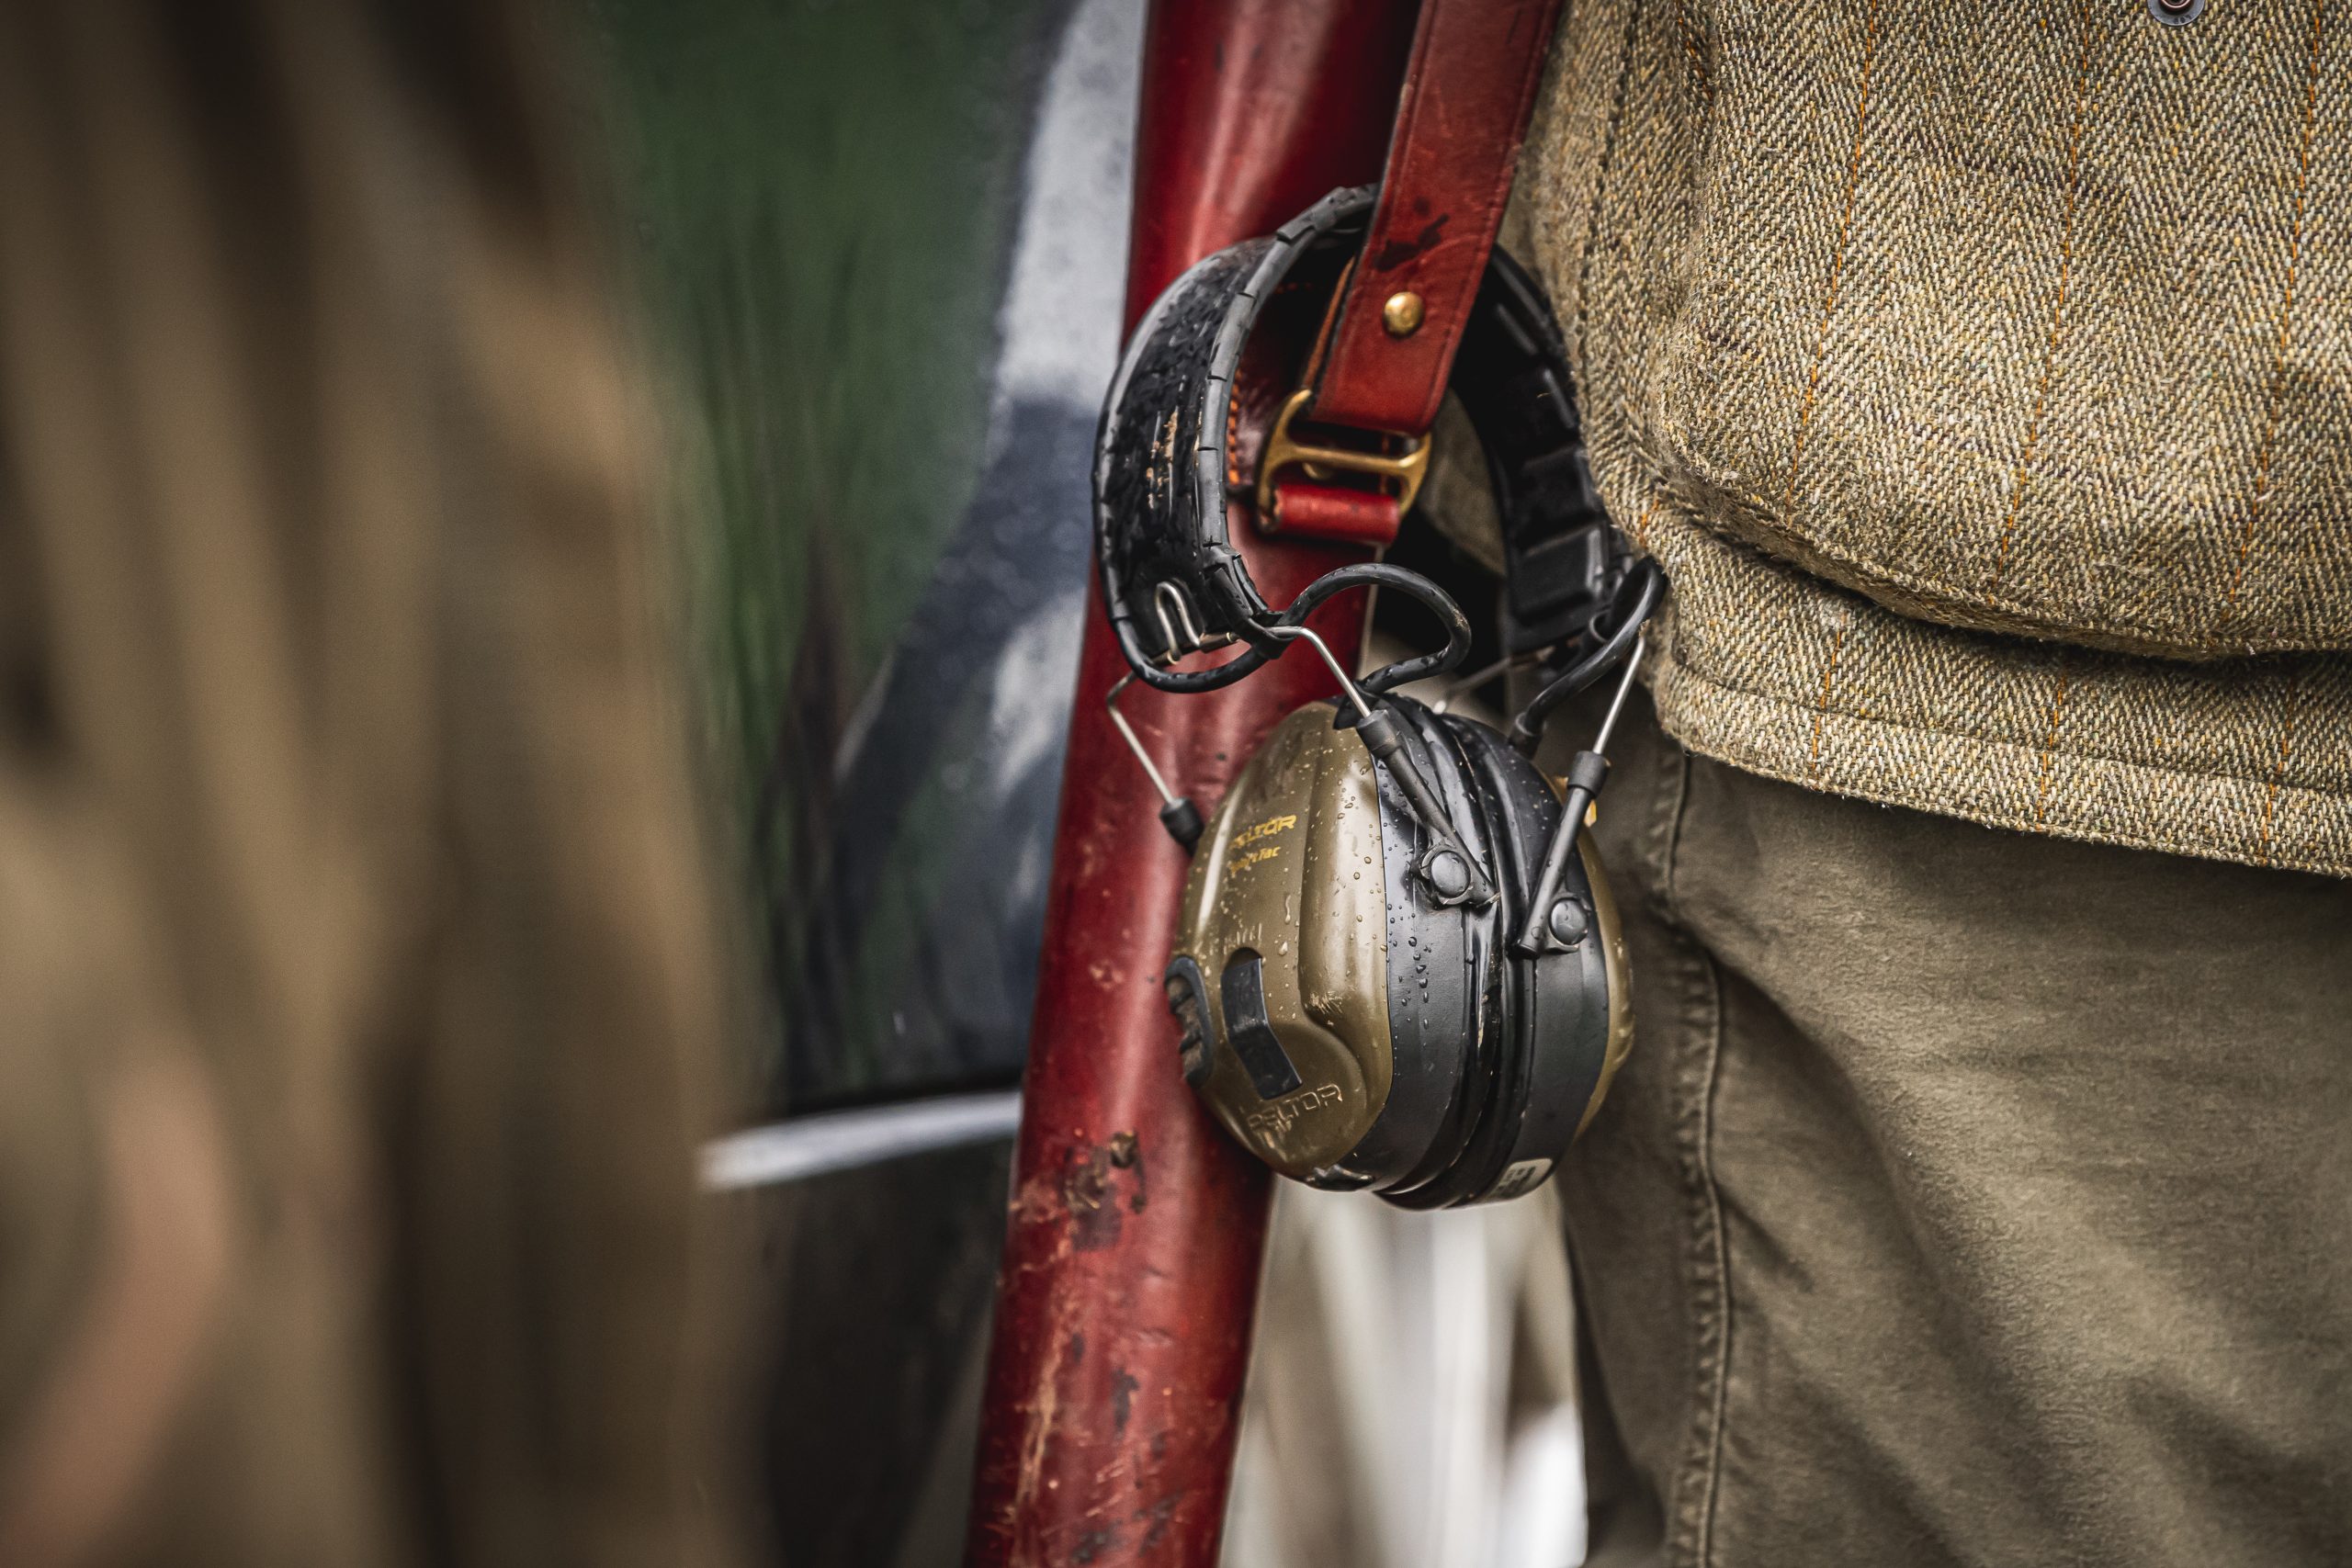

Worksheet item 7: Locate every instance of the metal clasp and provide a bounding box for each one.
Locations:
[1253,388,1430,526]
[1152,581,1230,664]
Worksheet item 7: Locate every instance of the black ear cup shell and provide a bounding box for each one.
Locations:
[1346,695,1617,1207]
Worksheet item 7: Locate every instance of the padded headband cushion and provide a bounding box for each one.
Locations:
[1094,183,1629,689]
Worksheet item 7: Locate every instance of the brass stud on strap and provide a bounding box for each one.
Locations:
[1382,290,1425,337]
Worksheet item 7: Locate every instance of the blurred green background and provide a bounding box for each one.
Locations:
[582,0,1091,1112]
[573,2,1136,1557]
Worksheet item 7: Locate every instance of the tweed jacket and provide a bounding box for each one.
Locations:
[1526,0,2352,875]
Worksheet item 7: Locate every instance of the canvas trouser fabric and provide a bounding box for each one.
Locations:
[1546,690,2352,1567]
[1524,0,2352,875]
[0,3,739,1565]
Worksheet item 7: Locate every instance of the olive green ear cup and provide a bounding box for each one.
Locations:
[1167,694,1628,1206]
[1166,704,1395,1181]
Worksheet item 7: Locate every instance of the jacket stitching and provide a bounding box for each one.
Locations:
[1571,0,1651,389]
[1649,649,2350,875]
[2031,657,2075,827]
[1805,621,1849,784]
[1670,636,2329,797]
[2255,667,2307,865]
[1648,491,2347,658]
[1781,0,1887,528]
[1993,2,2102,587]
[2223,0,2332,618]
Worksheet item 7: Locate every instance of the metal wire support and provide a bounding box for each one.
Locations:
[1106,672,1181,806]
[1106,671,1205,850]
[1505,559,1664,754]
[1153,580,1229,662]
[1113,562,1472,695]
[1259,623,1375,723]
[1590,631,1645,757]
[1262,623,1497,908]
[1511,632,1646,955]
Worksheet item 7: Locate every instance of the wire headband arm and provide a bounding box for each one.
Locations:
[1114,561,1473,696]
[1506,559,1664,754]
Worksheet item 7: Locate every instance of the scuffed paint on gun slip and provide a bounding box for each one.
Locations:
[961,1,1421,1563]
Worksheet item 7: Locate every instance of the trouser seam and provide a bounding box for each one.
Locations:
[1636,693,1690,914]
[1648,741,1729,1568]
[1689,949,1729,1567]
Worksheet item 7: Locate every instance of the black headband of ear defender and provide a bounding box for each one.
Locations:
[1092,184,1634,697]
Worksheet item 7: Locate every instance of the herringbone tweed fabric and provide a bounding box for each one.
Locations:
[1526,0,2352,875]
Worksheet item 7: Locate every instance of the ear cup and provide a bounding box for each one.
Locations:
[1356,696,1621,1208]
[1163,695,1628,1206]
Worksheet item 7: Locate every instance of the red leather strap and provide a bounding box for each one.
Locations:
[1308,0,1563,437]
[1271,481,1403,545]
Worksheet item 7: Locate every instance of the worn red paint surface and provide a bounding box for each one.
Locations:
[963,2,1419,1564]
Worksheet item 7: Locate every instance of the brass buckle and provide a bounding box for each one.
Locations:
[1252,389,1430,526]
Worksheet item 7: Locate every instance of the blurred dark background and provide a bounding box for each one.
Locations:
[579,2,1138,1558]
[585,0,1128,1114]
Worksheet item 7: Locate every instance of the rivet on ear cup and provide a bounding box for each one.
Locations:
[1426,850,1472,902]
[1547,899,1589,946]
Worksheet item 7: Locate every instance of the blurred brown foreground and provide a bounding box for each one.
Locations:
[0,3,739,1564]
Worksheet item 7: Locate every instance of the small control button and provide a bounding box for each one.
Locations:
[1163,956,1215,1087]
[1220,950,1304,1100]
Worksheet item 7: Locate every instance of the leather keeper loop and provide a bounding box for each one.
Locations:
[1271,481,1403,546]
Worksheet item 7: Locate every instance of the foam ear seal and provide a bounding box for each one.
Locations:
[1350,695,1625,1208]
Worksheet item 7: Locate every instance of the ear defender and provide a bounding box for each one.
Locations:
[1095,184,1661,1207]
[1164,694,1634,1206]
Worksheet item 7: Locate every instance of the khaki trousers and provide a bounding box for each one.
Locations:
[1557,693,2352,1566]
